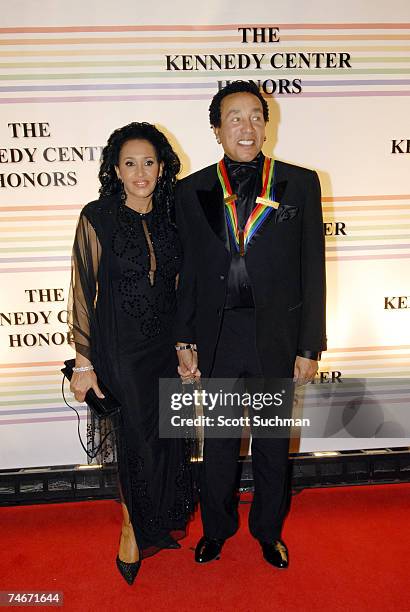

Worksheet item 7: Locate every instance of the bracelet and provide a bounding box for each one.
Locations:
[175,344,197,352]
[72,364,94,373]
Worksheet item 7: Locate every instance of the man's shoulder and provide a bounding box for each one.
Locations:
[275,159,317,181]
[177,163,217,191]
[175,157,318,194]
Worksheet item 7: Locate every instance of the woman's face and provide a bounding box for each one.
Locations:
[115,139,162,205]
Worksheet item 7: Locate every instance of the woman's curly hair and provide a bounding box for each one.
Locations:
[98,122,181,221]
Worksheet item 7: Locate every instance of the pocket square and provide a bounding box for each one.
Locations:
[275,204,299,224]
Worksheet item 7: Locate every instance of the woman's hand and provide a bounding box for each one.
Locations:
[176,344,201,383]
[70,370,105,403]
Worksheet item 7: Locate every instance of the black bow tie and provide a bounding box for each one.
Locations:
[224,155,261,181]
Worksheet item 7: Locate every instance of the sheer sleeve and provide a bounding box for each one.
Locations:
[68,210,102,361]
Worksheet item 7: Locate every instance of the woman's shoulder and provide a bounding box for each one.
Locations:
[80,195,119,226]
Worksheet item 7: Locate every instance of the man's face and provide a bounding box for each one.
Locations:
[213,92,266,162]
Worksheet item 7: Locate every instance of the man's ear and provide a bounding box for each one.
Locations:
[212,126,221,144]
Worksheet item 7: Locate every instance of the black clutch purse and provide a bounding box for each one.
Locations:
[61,358,121,419]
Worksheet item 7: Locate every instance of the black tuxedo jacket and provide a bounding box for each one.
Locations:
[174,159,327,377]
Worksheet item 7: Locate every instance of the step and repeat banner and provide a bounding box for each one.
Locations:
[1,1,409,468]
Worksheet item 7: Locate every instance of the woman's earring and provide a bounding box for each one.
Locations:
[264,136,267,142]
[119,180,126,202]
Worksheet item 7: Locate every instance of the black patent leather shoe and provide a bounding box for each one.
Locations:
[260,539,289,569]
[195,536,225,563]
[116,555,141,585]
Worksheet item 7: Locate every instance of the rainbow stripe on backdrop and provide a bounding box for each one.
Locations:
[1,21,410,269]
[1,348,410,425]
[0,23,410,103]
[217,156,275,254]
[2,196,410,274]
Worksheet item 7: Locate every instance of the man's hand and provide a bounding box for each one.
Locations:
[176,343,201,382]
[293,356,318,386]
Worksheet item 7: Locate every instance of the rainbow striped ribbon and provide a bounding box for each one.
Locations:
[217,156,276,255]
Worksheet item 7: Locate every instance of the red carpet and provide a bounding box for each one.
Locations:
[1,484,409,612]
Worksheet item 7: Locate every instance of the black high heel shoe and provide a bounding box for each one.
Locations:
[116,555,141,585]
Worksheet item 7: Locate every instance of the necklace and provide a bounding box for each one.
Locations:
[124,203,153,215]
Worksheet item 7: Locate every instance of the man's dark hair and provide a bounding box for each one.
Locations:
[209,81,269,127]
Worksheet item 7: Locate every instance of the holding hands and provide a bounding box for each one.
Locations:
[176,343,201,382]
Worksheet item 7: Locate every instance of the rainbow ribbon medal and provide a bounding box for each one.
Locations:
[217,156,277,256]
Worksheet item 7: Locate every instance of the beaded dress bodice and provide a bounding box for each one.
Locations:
[109,203,181,348]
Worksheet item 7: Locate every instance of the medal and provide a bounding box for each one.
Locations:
[217,156,276,255]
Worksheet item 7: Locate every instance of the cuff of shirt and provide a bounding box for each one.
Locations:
[297,350,321,361]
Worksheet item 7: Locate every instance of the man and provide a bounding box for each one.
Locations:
[175,81,326,568]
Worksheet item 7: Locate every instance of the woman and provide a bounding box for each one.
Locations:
[69,122,194,585]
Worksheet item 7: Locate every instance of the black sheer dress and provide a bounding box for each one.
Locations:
[69,195,194,558]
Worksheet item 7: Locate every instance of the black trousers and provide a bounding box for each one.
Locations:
[200,308,291,542]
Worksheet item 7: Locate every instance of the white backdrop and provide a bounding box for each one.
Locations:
[1,0,409,467]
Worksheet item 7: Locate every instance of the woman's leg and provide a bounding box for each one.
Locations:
[118,501,139,563]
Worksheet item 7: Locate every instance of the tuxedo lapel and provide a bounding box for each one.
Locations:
[244,173,289,252]
[197,175,230,252]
